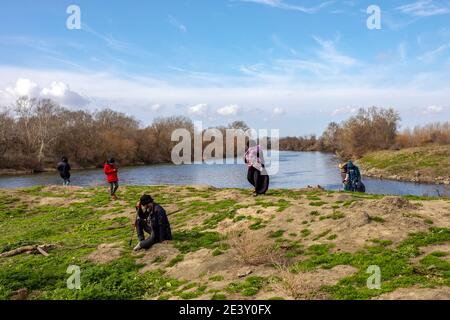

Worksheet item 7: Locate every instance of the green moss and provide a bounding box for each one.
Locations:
[166,254,184,267]
[172,230,224,254]
[268,230,285,238]
[226,276,267,296]
[289,227,450,299]
[301,229,312,237]
[209,275,224,282]
[309,201,327,207]
[211,293,227,300]
[370,216,385,223]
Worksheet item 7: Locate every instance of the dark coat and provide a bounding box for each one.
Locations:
[57,161,71,179]
[136,204,172,243]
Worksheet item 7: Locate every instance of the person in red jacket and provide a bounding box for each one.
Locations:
[104,157,119,200]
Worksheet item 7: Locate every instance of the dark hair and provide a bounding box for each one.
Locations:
[140,194,154,206]
[61,156,68,162]
[107,157,115,164]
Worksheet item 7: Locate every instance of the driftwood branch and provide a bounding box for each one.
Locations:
[0,244,55,258]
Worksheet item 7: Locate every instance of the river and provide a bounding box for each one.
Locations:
[0,151,447,196]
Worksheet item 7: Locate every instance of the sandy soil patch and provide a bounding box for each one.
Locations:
[87,243,123,264]
[375,286,450,300]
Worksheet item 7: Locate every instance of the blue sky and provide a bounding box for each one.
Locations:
[1,0,450,135]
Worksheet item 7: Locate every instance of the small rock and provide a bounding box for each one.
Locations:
[11,288,28,300]
[237,268,253,278]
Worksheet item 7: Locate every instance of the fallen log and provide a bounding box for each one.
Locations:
[0,244,55,258]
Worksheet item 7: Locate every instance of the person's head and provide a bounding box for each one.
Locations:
[61,156,68,163]
[139,194,154,209]
[107,157,115,164]
[245,139,256,150]
[347,160,354,169]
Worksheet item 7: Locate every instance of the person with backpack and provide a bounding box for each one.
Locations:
[343,160,365,192]
[104,158,119,200]
[57,156,71,186]
[132,194,172,251]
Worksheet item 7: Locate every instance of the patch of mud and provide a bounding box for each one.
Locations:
[374,286,450,300]
[100,211,132,221]
[87,243,123,264]
[166,249,243,281]
[363,196,419,213]
[138,243,180,273]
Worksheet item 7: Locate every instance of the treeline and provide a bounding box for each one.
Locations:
[0,97,252,171]
[1,98,449,171]
[279,107,450,159]
[0,98,192,171]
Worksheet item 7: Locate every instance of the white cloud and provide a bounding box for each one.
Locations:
[6,78,40,97]
[168,15,187,33]
[273,107,285,115]
[188,103,209,115]
[238,0,335,13]
[397,0,450,17]
[217,104,240,116]
[1,65,450,135]
[150,104,162,111]
[4,78,89,108]
[332,106,358,116]
[418,44,450,63]
[313,36,357,67]
[422,105,443,114]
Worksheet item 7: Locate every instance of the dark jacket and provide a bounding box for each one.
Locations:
[136,204,172,242]
[57,161,71,179]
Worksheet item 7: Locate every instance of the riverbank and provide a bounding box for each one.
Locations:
[358,145,450,185]
[1,185,449,300]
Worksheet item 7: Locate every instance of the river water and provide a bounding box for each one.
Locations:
[0,151,447,196]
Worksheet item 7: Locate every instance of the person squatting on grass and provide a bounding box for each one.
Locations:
[57,156,71,186]
[133,194,172,251]
[104,157,119,200]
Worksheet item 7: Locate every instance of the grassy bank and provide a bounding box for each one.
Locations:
[0,185,449,300]
[358,145,450,185]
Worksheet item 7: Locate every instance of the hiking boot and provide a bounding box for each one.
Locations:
[133,243,142,252]
[111,194,118,200]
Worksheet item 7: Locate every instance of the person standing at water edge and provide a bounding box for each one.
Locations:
[104,158,119,200]
[133,194,172,251]
[57,156,71,186]
[244,141,270,196]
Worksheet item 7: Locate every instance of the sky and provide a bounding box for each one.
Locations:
[0,0,450,136]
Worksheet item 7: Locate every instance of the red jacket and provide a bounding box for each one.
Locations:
[104,163,118,183]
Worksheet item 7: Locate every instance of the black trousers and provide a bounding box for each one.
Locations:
[136,218,159,249]
[247,166,269,195]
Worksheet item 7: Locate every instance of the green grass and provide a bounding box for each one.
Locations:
[0,185,448,300]
[226,276,268,296]
[290,227,450,299]
[359,145,450,183]
[268,229,285,238]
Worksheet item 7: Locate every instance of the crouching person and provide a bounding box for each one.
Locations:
[133,194,172,251]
